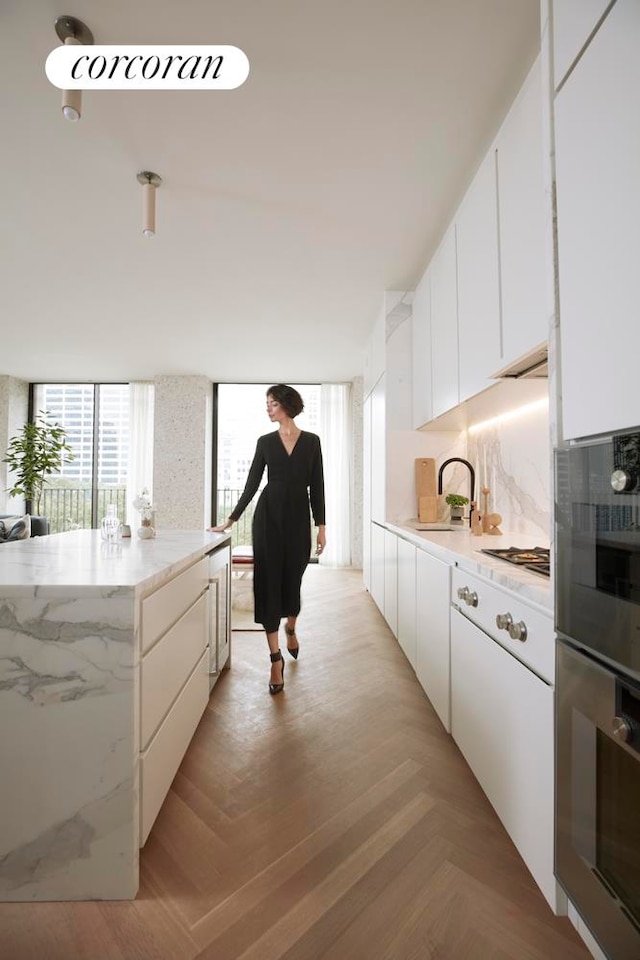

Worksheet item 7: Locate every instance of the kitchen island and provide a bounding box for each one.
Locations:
[0,529,230,902]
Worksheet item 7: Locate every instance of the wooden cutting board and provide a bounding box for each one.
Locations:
[415,458,438,522]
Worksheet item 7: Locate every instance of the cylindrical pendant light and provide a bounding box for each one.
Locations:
[137,172,162,238]
[54,16,94,122]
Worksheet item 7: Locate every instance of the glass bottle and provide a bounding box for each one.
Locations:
[101,503,121,542]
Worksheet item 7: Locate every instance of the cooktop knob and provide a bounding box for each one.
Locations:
[611,469,636,493]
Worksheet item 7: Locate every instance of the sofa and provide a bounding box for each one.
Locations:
[0,514,50,542]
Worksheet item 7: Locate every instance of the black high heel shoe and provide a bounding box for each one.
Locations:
[269,650,285,695]
[285,625,299,660]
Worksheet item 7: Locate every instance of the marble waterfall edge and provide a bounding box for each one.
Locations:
[0,587,139,900]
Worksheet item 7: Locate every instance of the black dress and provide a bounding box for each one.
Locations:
[229,430,325,633]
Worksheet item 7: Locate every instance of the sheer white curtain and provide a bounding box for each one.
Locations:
[319,382,351,566]
[126,383,155,527]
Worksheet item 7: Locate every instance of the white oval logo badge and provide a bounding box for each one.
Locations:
[46,45,249,90]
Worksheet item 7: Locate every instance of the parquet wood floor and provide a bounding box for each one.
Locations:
[1,566,591,960]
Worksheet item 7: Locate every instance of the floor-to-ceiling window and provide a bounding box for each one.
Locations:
[32,383,130,532]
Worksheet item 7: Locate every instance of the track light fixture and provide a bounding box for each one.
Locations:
[54,16,94,121]
[137,172,162,238]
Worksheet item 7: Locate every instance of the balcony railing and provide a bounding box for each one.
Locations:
[40,486,127,534]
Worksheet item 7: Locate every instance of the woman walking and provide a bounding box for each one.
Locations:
[213,384,326,694]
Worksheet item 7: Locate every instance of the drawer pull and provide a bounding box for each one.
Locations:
[496,612,512,630]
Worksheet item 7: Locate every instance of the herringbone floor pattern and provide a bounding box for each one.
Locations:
[1,566,590,960]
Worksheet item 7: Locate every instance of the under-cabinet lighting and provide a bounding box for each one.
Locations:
[468,398,548,434]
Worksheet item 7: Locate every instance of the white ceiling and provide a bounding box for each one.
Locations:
[1,0,540,385]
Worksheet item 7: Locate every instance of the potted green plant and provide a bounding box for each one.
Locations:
[445,493,469,523]
[3,410,74,517]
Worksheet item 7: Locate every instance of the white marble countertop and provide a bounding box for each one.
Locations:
[385,520,552,611]
[0,528,230,594]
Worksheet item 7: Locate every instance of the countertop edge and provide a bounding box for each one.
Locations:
[383,521,552,612]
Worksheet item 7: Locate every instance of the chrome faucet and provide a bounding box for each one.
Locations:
[437,458,476,526]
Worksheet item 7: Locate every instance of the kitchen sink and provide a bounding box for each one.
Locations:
[414,523,462,532]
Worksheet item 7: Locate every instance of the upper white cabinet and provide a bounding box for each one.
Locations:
[411,268,432,429]
[430,226,459,419]
[552,0,611,89]
[496,56,547,369]
[554,0,640,438]
[456,149,502,402]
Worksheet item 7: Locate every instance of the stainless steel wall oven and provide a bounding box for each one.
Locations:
[556,429,640,959]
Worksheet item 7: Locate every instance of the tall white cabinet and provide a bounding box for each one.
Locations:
[554,0,640,438]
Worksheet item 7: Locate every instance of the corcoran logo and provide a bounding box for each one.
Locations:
[45,45,250,90]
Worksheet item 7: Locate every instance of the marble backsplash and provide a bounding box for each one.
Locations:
[419,381,551,543]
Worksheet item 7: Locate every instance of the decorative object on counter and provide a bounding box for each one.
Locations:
[445,493,469,524]
[3,410,74,516]
[485,513,503,535]
[470,501,483,536]
[101,503,121,543]
[121,523,131,538]
[480,486,491,533]
[133,487,156,539]
[415,458,438,523]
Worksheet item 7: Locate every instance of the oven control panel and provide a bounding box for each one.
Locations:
[612,432,640,493]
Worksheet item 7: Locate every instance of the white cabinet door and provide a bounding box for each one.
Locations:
[456,149,502,402]
[384,529,398,638]
[411,267,432,429]
[430,226,459,419]
[555,0,640,438]
[415,550,451,732]
[552,0,611,90]
[451,609,556,910]
[496,56,547,369]
[370,522,385,615]
[370,375,386,523]
[396,538,417,669]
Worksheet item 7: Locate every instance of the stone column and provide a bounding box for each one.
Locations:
[0,377,29,513]
[152,376,213,530]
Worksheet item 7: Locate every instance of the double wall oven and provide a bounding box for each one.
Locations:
[555,429,640,959]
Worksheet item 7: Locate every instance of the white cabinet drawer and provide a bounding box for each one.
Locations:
[140,591,208,749]
[141,557,208,654]
[451,567,554,683]
[139,647,210,845]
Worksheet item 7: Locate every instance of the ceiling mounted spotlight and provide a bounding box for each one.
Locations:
[137,172,162,238]
[55,16,94,121]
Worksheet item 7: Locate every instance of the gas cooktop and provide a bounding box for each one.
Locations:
[480,546,550,578]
